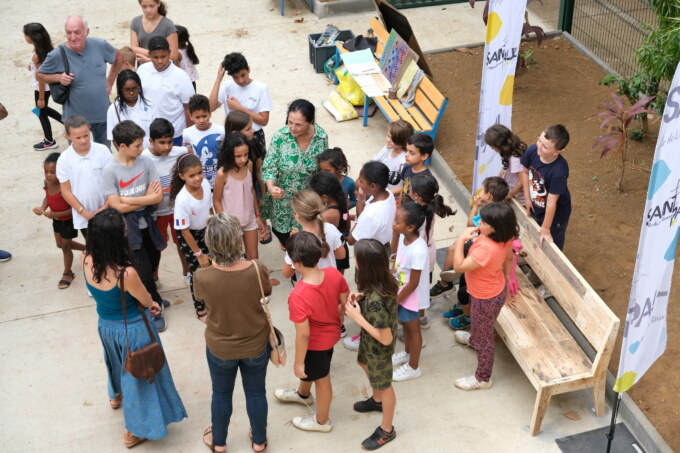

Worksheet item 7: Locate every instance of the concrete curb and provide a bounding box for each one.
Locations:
[429,149,673,453]
[312,0,375,18]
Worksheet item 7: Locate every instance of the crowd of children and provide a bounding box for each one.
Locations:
[24,16,574,451]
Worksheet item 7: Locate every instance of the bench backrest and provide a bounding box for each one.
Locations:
[511,200,619,375]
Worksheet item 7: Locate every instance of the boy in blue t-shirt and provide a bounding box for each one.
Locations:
[182,94,225,188]
[520,124,572,250]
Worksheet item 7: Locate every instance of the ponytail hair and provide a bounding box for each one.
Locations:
[292,189,330,258]
[175,25,199,64]
[410,174,456,220]
[169,153,201,203]
[158,0,168,16]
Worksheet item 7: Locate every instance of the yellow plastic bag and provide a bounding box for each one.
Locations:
[324,91,358,122]
[335,67,365,106]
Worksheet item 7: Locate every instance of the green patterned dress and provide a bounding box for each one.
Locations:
[261,124,329,233]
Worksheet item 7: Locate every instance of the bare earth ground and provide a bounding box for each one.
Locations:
[427,36,680,451]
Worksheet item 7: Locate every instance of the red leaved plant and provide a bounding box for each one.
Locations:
[589,93,655,193]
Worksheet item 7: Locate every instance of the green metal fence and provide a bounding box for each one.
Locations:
[387,0,466,8]
[562,0,656,77]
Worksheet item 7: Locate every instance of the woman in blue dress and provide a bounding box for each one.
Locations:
[83,209,187,448]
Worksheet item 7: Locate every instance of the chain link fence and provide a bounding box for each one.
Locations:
[570,0,656,77]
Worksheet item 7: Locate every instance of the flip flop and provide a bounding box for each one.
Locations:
[259,225,272,245]
[58,271,75,289]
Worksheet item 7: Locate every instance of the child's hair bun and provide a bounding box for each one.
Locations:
[388,171,401,186]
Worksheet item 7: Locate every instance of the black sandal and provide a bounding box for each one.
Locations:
[259,225,272,245]
[58,271,75,289]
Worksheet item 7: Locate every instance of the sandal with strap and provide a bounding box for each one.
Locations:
[259,225,272,245]
[110,394,122,410]
[248,428,267,452]
[123,430,146,449]
[58,271,75,289]
[203,426,226,452]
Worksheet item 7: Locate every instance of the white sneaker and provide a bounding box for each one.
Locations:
[454,331,471,346]
[391,351,409,367]
[274,388,314,406]
[392,363,422,382]
[343,334,360,351]
[455,375,493,391]
[292,413,333,433]
[184,273,192,287]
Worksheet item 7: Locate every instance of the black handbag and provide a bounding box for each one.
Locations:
[49,46,71,105]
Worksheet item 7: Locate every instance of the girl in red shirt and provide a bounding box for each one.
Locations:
[33,153,85,288]
[452,202,518,390]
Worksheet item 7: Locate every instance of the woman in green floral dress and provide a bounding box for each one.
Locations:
[261,99,329,247]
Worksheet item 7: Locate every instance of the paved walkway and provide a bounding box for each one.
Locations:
[1,2,608,451]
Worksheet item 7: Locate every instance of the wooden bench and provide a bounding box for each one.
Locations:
[337,17,448,140]
[494,201,619,435]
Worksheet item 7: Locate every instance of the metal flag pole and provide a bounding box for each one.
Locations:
[605,392,623,453]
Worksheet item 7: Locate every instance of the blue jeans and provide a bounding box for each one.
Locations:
[90,121,110,148]
[206,346,269,447]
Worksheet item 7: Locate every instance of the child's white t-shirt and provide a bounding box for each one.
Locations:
[173,179,212,230]
[137,62,194,138]
[182,124,225,187]
[418,218,437,273]
[395,235,430,311]
[106,97,157,149]
[141,147,187,216]
[217,80,272,132]
[56,143,114,229]
[284,223,343,271]
[352,191,396,244]
[372,145,406,191]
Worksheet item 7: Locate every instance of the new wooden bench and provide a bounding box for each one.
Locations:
[337,17,448,140]
[495,201,619,435]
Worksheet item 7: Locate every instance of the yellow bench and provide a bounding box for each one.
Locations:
[338,17,448,139]
[495,200,620,435]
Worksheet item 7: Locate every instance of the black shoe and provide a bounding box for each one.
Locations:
[161,299,171,308]
[353,396,383,413]
[361,426,396,450]
[33,139,58,151]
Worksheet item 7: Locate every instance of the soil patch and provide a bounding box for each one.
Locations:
[427,36,679,450]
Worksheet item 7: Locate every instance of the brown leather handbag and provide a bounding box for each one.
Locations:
[120,271,166,383]
[252,260,286,367]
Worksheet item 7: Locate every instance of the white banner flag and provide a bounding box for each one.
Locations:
[472,0,526,194]
[614,62,680,392]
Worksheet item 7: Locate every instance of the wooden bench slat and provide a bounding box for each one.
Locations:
[496,272,591,385]
[414,88,439,124]
[387,98,421,131]
[370,17,389,58]
[407,106,432,131]
[419,77,446,109]
[373,96,400,122]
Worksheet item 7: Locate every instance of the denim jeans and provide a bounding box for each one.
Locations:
[206,345,269,447]
[90,121,110,148]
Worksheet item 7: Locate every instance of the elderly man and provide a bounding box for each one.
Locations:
[38,16,122,147]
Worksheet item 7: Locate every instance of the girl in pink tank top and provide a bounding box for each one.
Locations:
[213,133,265,259]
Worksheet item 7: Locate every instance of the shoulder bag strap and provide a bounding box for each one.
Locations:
[119,270,131,353]
[252,260,277,339]
[59,45,70,76]
[120,268,157,346]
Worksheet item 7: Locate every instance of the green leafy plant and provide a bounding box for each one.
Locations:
[637,1,680,87]
[521,49,536,67]
[599,72,657,133]
[628,128,646,142]
[469,0,546,69]
[590,93,655,193]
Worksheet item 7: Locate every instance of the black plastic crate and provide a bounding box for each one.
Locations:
[308,30,355,73]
